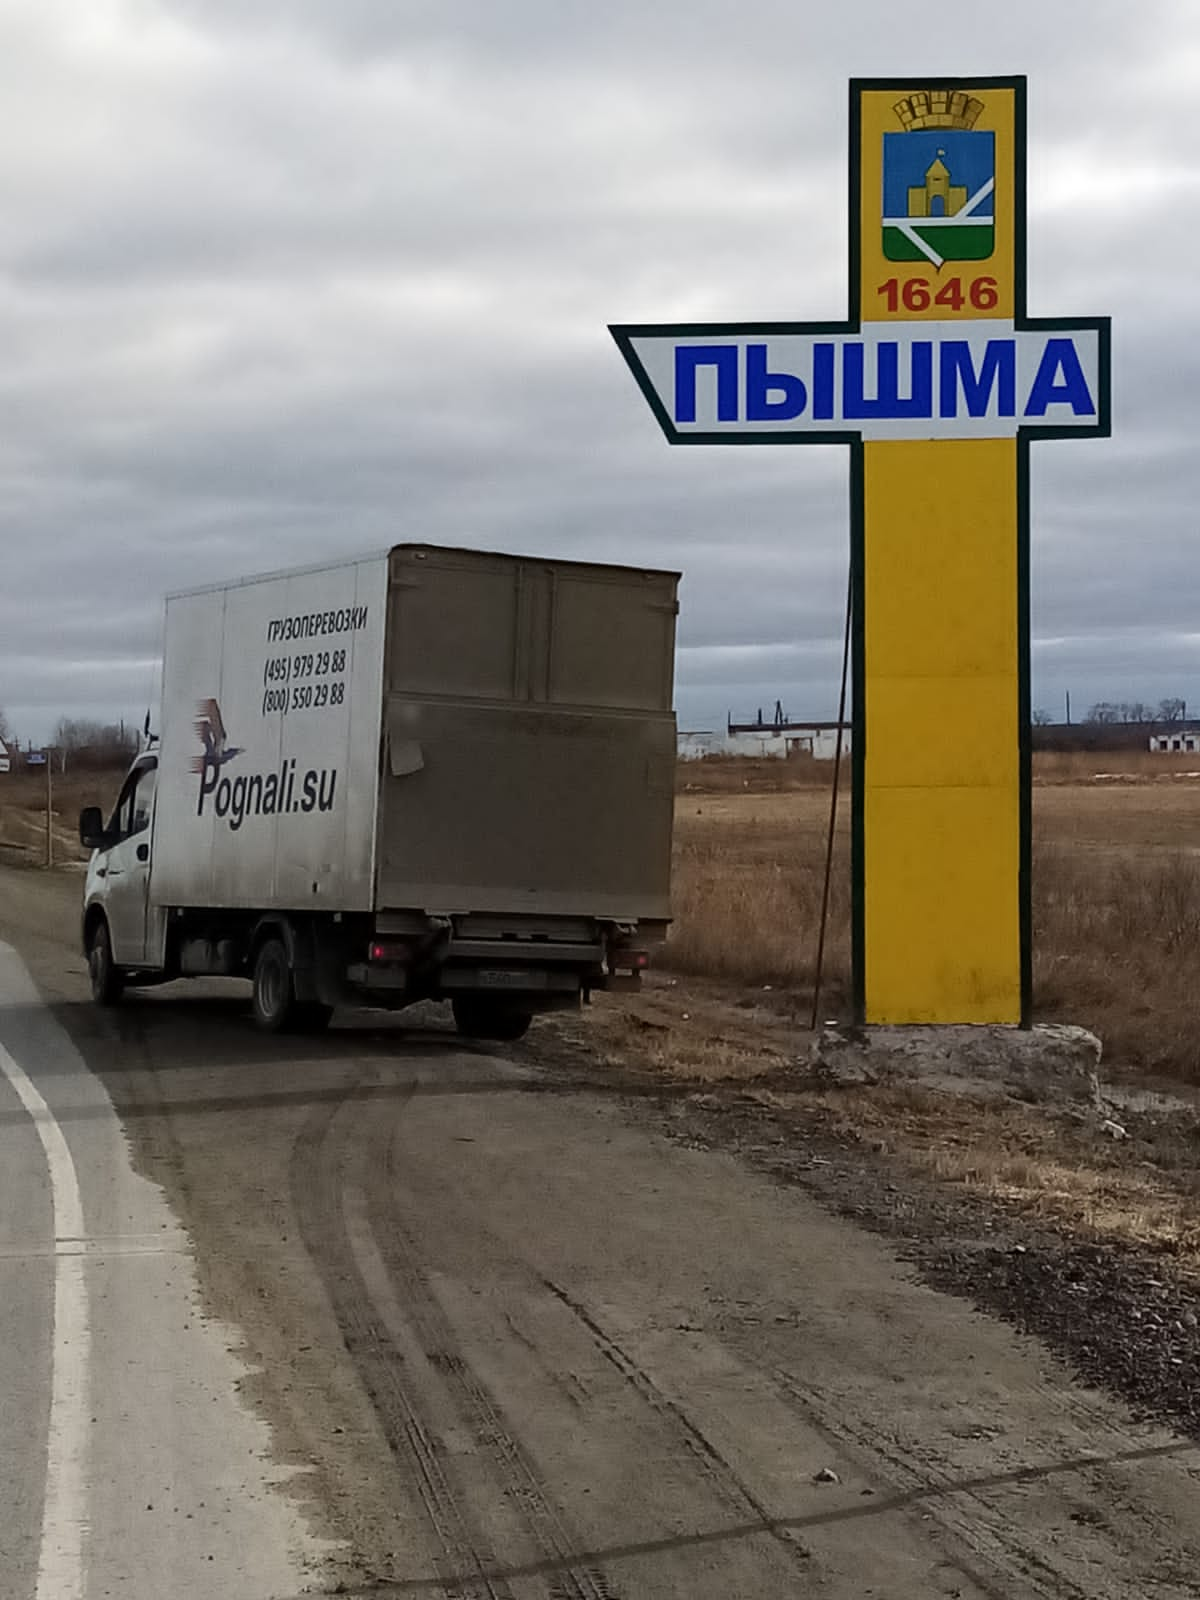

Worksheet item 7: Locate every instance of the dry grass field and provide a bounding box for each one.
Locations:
[671,753,1200,1084]
[0,767,113,865]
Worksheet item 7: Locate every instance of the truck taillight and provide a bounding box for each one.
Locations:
[369,940,410,962]
[613,950,649,972]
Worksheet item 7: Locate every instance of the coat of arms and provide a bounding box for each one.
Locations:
[882,91,995,268]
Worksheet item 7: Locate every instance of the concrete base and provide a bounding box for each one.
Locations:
[808,1022,1103,1105]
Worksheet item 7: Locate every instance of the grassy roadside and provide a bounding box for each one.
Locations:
[0,767,117,864]
[547,751,1200,1278]
[669,757,1200,1086]
[538,970,1200,1268]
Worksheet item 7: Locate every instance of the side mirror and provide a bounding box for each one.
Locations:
[79,807,106,850]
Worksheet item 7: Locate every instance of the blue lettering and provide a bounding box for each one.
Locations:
[1024,338,1095,418]
[939,340,1016,418]
[674,345,738,423]
[745,345,807,421]
[812,343,835,420]
[843,341,933,420]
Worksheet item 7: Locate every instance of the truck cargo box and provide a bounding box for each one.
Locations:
[152,545,678,925]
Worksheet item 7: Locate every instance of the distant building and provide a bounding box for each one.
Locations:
[678,713,850,761]
[1034,718,1200,754]
[677,730,727,761]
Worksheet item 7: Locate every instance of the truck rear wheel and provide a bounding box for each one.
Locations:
[252,937,334,1034]
[87,919,124,1007]
[451,997,533,1043]
[252,937,298,1033]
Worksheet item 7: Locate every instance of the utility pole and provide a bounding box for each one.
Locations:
[45,748,52,869]
[1065,689,1072,726]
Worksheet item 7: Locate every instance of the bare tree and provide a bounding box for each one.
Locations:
[52,717,139,770]
[1159,697,1186,723]
[1087,702,1120,724]
[1119,701,1153,724]
[1032,708,1052,726]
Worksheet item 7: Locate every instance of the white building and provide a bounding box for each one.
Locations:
[1149,731,1200,753]
[678,725,850,761]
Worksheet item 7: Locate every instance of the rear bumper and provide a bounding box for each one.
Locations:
[348,910,667,1005]
[348,961,583,995]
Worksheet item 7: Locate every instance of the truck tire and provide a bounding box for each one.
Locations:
[87,919,124,1007]
[451,997,533,1043]
[252,936,299,1033]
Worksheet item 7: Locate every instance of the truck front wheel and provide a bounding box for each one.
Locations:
[451,997,533,1043]
[87,919,124,1007]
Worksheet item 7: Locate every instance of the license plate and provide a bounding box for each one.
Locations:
[475,968,535,988]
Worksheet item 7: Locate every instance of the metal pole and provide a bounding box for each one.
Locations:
[45,750,52,870]
[810,567,853,1031]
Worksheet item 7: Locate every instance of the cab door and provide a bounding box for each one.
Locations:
[102,759,157,965]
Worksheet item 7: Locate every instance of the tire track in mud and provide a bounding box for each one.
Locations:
[766,1365,1086,1600]
[293,1072,623,1599]
[367,1098,619,1600]
[291,1073,518,1600]
[539,1279,814,1575]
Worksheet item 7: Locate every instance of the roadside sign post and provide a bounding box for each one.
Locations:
[44,751,52,869]
[611,77,1110,1026]
[26,749,51,866]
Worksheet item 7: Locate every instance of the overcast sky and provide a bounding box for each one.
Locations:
[0,0,1192,742]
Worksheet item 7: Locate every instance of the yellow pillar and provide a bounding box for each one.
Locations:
[861,438,1022,1022]
[854,82,1025,1024]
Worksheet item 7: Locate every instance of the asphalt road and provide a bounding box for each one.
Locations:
[3,864,1200,1599]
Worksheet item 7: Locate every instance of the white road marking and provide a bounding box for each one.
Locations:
[0,1036,89,1600]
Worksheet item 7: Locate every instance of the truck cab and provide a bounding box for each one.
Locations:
[80,753,163,1001]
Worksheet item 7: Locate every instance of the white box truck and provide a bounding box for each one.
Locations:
[79,544,678,1037]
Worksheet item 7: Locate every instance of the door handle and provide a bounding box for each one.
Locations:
[136,844,149,863]
[106,868,123,878]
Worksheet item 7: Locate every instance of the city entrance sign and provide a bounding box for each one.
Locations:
[612,79,1110,1025]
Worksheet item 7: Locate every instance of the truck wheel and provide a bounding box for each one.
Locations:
[87,919,124,1007]
[452,998,533,1043]
[252,937,298,1033]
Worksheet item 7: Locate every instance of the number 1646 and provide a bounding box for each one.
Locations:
[877,276,998,313]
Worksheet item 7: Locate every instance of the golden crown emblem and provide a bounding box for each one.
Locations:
[892,91,984,132]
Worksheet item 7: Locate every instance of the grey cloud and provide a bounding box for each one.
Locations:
[0,1,1196,743]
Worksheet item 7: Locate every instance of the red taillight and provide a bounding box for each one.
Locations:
[611,950,649,972]
[369,940,410,962]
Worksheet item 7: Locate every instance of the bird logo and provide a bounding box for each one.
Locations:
[190,698,244,775]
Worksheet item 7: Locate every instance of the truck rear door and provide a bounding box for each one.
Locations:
[376,547,678,922]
